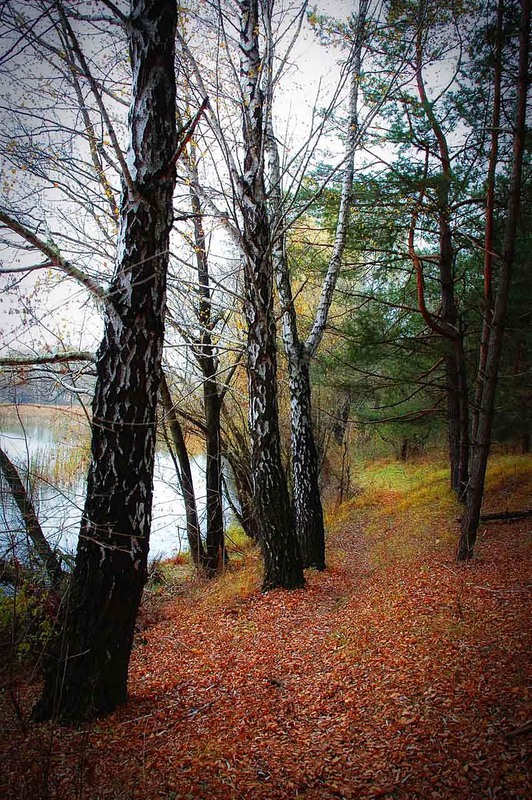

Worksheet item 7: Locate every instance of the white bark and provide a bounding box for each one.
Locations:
[305,0,369,358]
[264,0,369,567]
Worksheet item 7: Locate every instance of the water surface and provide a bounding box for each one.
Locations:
[0,410,213,563]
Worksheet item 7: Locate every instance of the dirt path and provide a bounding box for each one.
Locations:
[1,513,531,799]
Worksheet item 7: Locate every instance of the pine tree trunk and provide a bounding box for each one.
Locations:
[455,338,470,500]
[33,0,178,722]
[238,0,303,591]
[414,6,470,499]
[458,0,530,560]
[445,339,469,500]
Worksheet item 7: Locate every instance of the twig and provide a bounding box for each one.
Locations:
[507,719,532,737]
[164,97,210,178]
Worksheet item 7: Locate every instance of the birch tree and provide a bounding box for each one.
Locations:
[175,0,377,575]
[173,0,309,588]
[0,1,239,590]
[237,0,304,589]
[31,0,180,722]
[265,0,369,569]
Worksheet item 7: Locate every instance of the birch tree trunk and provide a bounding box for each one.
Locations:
[457,0,530,560]
[267,0,368,569]
[33,0,178,722]
[238,0,303,591]
[287,352,325,569]
[265,119,325,570]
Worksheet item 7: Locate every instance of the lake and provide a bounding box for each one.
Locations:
[0,407,220,563]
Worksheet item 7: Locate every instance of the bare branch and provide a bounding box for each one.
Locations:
[0,351,95,367]
[164,97,211,178]
[0,210,108,302]
[55,0,135,195]
[98,0,129,25]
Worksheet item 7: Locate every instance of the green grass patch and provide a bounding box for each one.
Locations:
[341,452,532,569]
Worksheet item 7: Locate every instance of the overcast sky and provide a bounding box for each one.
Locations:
[0,0,368,359]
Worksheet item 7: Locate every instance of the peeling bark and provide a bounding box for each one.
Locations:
[238,0,303,591]
[266,0,368,569]
[288,355,325,569]
[33,0,178,722]
[266,118,325,569]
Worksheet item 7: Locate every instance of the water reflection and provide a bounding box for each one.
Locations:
[0,416,216,561]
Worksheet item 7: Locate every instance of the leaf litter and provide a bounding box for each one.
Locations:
[0,465,530,800]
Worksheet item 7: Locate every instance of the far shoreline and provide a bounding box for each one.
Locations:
[0,402,205,455]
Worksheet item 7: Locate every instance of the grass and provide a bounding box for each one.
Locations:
[142,522,262,614]
[483,452,532,509]
[0,404,91,487]
[0,402,89,432]
[31,441,89,488]
[189,524,262,610]
[325,450,532,569]
[146,449,532,605]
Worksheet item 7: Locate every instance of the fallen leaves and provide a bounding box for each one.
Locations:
[0,470,531,799]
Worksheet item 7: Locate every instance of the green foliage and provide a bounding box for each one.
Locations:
[0,581,58,667]
[297,0,531,461]
[308,173,450,454]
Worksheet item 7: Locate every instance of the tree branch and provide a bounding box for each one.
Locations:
[0,210,108,303]
[0,351,95,367]
[0,446,65,588]
[305,0,370,357]
[164,96,210,179]
[55,0,136,196]
[98,0,129,25]
[407,149,456,340]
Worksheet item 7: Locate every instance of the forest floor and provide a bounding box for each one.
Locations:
[0,454,531,799]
